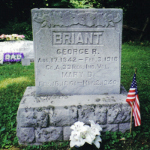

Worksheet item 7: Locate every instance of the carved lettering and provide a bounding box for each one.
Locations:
[53,33,62,44]
[97,64,109,69]
[87,72,93,77]
[53,32,103,45]
[45,64,111,70]
[46,65,52,69]
[38,56,118,65]
[39,80,117,87]
[76,33,83,44]
[83,80,117,86]
[84,33,93,44]
[62,72,83,78]
[63,33,71,44]
[92,49,97,54]
[86,64,95,69]
[85,57,95,62]
[104,57,118,61]
[93,33,103,44]
[57,49,89,55]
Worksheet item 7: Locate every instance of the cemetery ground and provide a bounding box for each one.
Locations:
[0,43,150,150]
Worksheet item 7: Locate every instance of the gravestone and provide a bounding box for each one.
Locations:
[0,41,34,64]
[17,9,131,145]
[21,58,31,66]
[32,9,122,96]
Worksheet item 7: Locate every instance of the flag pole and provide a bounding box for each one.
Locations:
[130,102,133,134]
[135,68,137,74]
[130,68,137,134]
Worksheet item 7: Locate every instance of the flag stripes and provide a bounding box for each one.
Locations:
[126,73,141,127]
[133,95,141,127]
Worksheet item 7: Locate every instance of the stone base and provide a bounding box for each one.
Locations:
[17,86,130,145]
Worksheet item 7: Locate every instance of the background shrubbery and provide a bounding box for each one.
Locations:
[0,0,150,42]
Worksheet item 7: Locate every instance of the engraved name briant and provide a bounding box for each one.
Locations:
[53,32,103,45]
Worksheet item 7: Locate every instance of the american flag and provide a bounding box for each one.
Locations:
[126,73,141,127]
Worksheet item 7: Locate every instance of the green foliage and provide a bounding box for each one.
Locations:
[70,0,93,8]
[88,0,150,41]
[0,19,32,40]
[0,0,72,26]
[127,40,150,46]
[101,130,150,150]
[0,0,72,40]
[90,0,102,8]
[101,131,123,149]
[0,62,35,148]
[50,0,72,8]
[20,141,69,150]
[1,0,150,41]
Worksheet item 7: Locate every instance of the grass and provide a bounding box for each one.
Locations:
[0,43,150,150]
[0,62,35,149]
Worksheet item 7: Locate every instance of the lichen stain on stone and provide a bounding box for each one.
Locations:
[77,105,82,109]
[64,106,68,109]
[102,98,106,101]
[96,98,100,102]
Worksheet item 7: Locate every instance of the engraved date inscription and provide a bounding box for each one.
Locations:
[39,80,117,87]
[38,57,118,63]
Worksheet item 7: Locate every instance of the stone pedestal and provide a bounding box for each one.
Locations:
[17,86,130,145]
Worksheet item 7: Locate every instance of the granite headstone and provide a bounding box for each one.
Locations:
[17,9,131,145]
[32,8,122,96]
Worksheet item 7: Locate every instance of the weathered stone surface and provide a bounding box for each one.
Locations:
[36,111,49,127]
[32,8,123,96]
[35,127,63,143]
[49,106,77,126]
[116,104,131,123]
[95,105,107,125]
[22,58,30,66]
[120,84,128,95]
[119,123,130,133]
[63,126,72,141]
[18,86,128,107]
[17,127,35,144]
[107,104,122,124]
[17,86,130,145]
[17,86,129,127]
[78,105,96,124]
[23,86,35,96]
[107,104,131,124]
[17,108,48,128]
[101,124,119,132]
[17,108,36,127]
